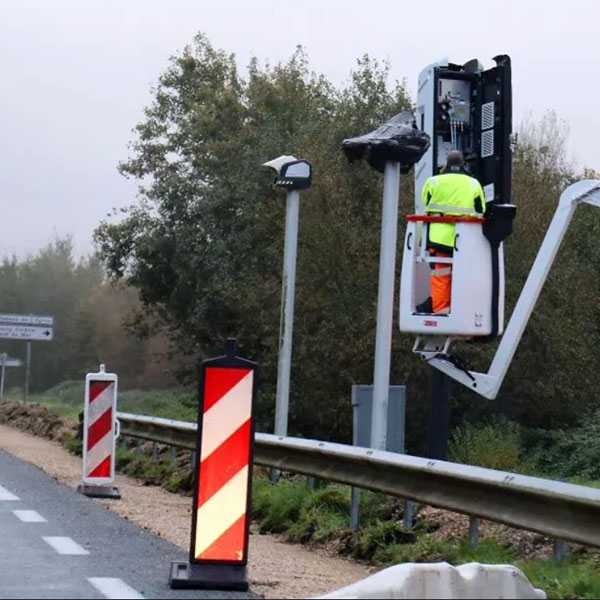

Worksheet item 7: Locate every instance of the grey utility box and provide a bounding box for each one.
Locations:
[351,385,406,452]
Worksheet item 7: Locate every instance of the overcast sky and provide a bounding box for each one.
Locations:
[1,0,598,258]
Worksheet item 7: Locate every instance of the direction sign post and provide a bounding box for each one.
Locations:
[0,353,6,400]
[25,342,31,400]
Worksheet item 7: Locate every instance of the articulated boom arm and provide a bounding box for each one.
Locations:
[428,179,600,399]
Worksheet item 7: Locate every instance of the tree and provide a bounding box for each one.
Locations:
[95,34,414,440]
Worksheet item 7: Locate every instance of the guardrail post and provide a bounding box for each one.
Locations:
[152,442,158,462]
[136,438,142,456]
[350,487,360,530]
[553,539,566,563]
[403,500,414,529]
[169,446,176,465]
[468,516,479,548]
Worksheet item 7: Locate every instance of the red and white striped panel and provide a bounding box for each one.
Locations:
[194,367,253,562]
[84,381,115,481]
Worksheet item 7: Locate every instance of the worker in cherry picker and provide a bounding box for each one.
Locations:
[416,150,485,314]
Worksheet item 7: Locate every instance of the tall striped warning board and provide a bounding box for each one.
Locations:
[170,339,257,591]
[79,365,121,499]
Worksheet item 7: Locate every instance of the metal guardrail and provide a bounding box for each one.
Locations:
[116,412,600,548]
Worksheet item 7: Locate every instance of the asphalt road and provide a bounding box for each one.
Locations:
[0,449,254,599]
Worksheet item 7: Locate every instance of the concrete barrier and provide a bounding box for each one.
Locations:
[315,562,546,599]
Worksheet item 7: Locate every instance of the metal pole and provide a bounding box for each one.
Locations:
[428,368,451,459]
[553,539,566,563]
[403,500,414,529]
[0,353,6,400]
[350,486,360,530]
[25,341,31,401]
[274,189,301,439]
[468,516,479,548]
[371,161,401,450]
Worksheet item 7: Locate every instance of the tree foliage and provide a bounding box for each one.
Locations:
[96,35,415,441]
[0,237,177,392]
[96,34,600,448]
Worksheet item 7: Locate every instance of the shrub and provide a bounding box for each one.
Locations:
[449,419,522,471]
[525,411,600,480]
[353,521,417,561]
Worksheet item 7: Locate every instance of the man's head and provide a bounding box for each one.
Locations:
[446,150,465,173]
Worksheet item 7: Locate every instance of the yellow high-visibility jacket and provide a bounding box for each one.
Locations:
[422,172,485,250]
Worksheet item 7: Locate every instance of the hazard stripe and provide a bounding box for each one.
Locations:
[198,419,251,508]
[194,466,248,558]
[196,514,246,561]
[203,367,251,412]
[86,431,113,475]
[87,408,113,450]
[88,455,111,478]
[200,371,253,462]
[88,385,114,426]
[89,381,112,403]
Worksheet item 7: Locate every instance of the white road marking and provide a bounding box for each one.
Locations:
[0,484,19,501]
[13,510,46,523]
[88,578,144,599]
[42,536,90,555]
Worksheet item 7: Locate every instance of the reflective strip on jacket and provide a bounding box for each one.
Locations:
[422,173,486,249]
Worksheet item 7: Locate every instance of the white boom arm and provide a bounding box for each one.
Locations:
[429,179,600,399]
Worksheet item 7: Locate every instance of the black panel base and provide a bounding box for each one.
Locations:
[169,561,248,591]
[77,484,121,499]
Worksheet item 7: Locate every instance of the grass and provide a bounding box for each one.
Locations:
[21,380,197,421]
[250,475,600,598]
[520,558,600,599]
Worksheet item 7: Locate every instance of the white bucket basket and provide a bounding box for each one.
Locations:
[399,216,504,337]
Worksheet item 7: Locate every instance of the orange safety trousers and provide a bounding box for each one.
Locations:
[429,249,452,314]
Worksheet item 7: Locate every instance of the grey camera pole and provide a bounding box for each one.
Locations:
[275,188,301,440]
[262,155,312,484]
[263,154,312,450]
[371,161,401,451]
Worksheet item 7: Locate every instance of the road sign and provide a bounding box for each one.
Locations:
[0,314,54,341]
[0,325,53,341]
[0,357,23,367]
[0,314,53,327]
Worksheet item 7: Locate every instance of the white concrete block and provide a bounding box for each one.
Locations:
[315,562,546,599]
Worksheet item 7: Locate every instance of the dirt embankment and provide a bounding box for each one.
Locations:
[0,399,370,599]
[0,398,75,440]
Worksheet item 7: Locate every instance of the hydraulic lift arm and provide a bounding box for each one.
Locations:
[428,179,600,399]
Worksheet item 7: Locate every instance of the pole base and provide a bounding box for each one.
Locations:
[169,561,248,591]
[77,484,121,500]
